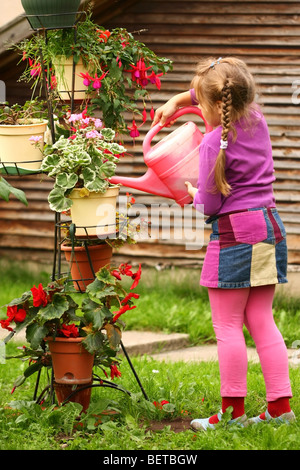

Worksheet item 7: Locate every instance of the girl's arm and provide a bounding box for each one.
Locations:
[151,91,193,127]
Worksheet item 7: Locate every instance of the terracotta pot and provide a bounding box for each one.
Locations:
[54,381,92,413]
[69,187,119,237]
[21,0,81,29]
[61,242,113,291]
[53,57,89,101]
[46,336,94,385]
[0,119,48,174]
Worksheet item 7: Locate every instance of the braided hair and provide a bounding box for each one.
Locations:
[191,57,256,196]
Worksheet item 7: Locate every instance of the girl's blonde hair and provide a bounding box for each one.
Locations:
[191,57,257,196]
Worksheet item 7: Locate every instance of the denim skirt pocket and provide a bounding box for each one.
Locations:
[229,210,267,245]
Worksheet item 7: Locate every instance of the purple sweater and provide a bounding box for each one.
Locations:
[192,105,276,217]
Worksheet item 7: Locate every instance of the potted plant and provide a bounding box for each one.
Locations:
[0,263,142,411]
[21,0,81,30]
[38,110,125,236]
[13,10,173,135]
[0,99,49,174]
[59,195,140,292]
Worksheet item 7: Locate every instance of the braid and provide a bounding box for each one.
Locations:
[221,81,232,144]
[214,81,232,196]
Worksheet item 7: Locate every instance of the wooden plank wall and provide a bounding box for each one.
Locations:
[0,0,300,272]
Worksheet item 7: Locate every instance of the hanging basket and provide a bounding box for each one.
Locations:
[61,242,113,291]
[0,119,48,175]
[69,187,120,238]
[21,0,81,29]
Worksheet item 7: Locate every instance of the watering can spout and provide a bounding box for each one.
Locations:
[110,169,174,199]
[110,107,212,206]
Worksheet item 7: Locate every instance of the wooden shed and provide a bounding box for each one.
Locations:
[0,0,300,288]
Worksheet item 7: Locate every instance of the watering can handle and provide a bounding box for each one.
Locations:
[143,106,213,156]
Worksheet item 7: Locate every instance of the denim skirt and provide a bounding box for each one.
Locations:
[200,207,288,289]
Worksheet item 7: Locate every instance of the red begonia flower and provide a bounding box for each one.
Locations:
[31,284,48,308]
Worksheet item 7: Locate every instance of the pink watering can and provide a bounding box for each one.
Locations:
[110,106,213,206]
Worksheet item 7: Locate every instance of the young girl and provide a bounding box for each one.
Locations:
[152,57,295,431]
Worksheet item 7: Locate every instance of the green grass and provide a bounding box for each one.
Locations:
[0,259,300,450]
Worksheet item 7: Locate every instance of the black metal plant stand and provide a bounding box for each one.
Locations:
[20,12,150,406]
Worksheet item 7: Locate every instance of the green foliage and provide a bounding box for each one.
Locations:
[40,114,125,212]
[1,265,141,391]
[13,13,173,135]
[0,98,48,125]
[0,177,28,206]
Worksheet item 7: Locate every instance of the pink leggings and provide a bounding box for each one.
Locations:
[208,285,292,402]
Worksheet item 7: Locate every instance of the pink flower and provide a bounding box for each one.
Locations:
[86,130,102,139]
[94,118,103,128]
[68,113,83,123]
[29,135,42,143]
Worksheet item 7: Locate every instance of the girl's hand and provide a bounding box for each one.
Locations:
[151,91,193,128]
[151,101,178,128]
[185,181,197,198]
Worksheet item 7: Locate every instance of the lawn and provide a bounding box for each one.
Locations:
[0,259,299,451]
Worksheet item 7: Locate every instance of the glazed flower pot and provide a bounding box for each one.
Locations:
[53,57,89,101]
[46,336,94,385]
[0,119,48,175]
[21,0,81,29]
[61,242,113,291]
[69,186,119,237]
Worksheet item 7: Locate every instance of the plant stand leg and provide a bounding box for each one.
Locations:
[120,340,149,401]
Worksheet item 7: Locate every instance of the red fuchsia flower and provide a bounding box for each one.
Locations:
[59,323,79,338]
[116,56,122,68]
[28,58,42,78]
[128,106,147,140]
[31,284,48,308]
[148,70,163,90]
[91,71,108,90]
[112,304,136,323]
[150,106,155,121]
[127,58,151,87]
[50,75,57,90]
[110,363,122,380]
[128,120,140,139]
[79,72,93,87]
[130,264,142,290]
